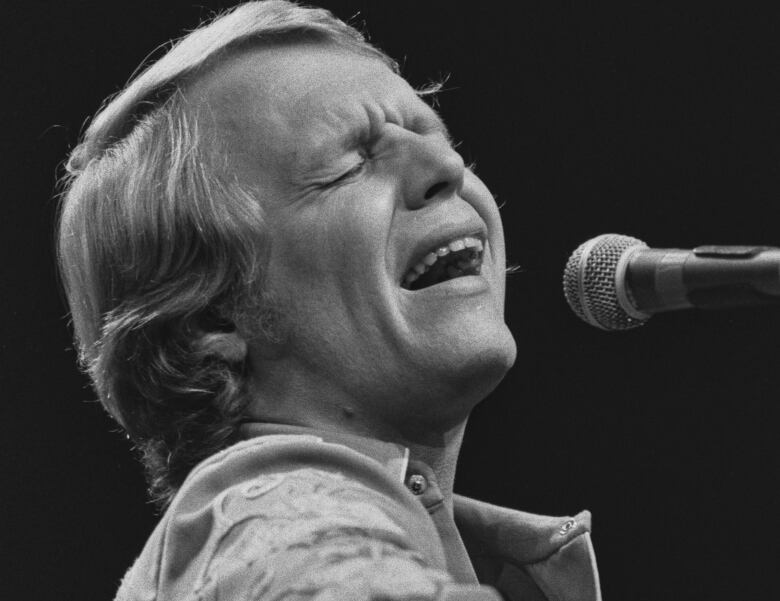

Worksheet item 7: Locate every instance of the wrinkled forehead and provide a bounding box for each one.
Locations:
[186,41,439,160]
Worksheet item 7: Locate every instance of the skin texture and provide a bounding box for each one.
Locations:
[189,42,517,503]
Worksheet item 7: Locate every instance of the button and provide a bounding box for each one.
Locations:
[559,519,576,535]
[406,473,428,495]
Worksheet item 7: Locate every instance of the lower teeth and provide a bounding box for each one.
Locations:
[405,249,483,290]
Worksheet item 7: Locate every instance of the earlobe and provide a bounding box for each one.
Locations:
[243,332,286,361]
[194,331,248,364]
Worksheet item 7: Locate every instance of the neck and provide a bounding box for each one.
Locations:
[400,420,466,510]
[246,371,470,510]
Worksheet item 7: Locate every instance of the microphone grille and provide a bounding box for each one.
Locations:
[563,233,648,330]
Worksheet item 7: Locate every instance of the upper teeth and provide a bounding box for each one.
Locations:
[403,236,484,286]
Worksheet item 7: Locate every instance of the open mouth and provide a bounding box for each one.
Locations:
[401,236,484,290]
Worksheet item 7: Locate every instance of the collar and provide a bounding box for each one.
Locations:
[239,422,407,475]
[238,421,475,582]
[238,422,447,510]
[237,421,600,600]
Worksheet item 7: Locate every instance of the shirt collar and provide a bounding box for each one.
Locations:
[236,421,598,595]
[238,421,474,582]
[239,421,410,484]
[238,422,449,510]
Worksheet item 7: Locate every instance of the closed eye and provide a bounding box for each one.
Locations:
[326,157,367,187]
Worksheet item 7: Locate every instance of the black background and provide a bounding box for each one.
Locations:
[4,2,780,600]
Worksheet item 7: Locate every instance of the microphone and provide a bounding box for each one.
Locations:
[563,233,780,331]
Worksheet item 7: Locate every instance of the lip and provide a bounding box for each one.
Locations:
[399,272,490,297]
[398,219,489,286]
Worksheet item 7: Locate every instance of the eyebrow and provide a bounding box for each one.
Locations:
[295,125,364,171]
[296,100,455,174]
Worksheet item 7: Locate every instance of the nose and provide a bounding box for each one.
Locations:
[402,133,465,210]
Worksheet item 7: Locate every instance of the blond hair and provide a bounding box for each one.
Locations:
[57,0,396,506]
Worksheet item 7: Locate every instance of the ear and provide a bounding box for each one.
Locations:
[232,305,287,361]
[193,331,248,364]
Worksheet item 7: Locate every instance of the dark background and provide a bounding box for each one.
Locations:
[4,2,780,599]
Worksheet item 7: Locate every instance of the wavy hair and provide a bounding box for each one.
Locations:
[57,0,397,506]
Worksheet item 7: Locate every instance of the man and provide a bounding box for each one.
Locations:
[57,1,601,599]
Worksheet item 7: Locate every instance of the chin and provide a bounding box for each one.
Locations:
[409,323,517,420]
[453,326,516,397]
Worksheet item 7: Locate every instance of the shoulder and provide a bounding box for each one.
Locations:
[116,435,453,601]
[177,434,443,551]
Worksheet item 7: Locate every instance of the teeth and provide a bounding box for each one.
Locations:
[402,236,485,288]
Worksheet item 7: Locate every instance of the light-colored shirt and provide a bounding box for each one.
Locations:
[115,423,601,600]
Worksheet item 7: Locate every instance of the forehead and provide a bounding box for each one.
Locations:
[188,42,442,166]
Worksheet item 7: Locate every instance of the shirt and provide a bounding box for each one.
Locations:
[115,422,601,600]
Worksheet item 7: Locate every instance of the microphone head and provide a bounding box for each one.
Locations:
[563,233,649,331]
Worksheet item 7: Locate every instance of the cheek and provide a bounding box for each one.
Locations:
[267,193,392,293]
[466,172,503,235]
[464,175,506,261]
[318,182,395,262]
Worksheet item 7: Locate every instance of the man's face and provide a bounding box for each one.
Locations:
[193,42,516,427]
